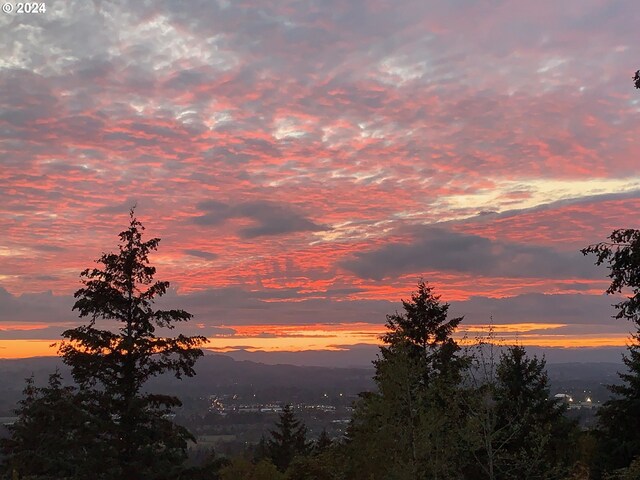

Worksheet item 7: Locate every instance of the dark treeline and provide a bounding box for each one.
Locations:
[1,217,640,480]
[1,73,640,479]
[1,211,208,480]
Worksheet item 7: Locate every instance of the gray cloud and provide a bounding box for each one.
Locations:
[340,226,601,280]
[0,287,75,325]
[127,286,628,331]
[183,249,218,261]
[0,283,629,343]
[193,200,329,238]
[450,293,624,328]
[0,325,68,340]
[31,245,66,253]
[95,199,140,214]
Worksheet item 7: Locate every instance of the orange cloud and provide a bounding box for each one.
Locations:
[2,0,638,360]
[1,321,630,359]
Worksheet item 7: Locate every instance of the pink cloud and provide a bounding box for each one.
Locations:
[1,0,638,353]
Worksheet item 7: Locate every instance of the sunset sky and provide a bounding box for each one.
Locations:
[1,0,639,360]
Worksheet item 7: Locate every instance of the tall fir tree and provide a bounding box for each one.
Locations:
[493,346,574,479]
[56,209,207,479]
[347,281,470,479]
[267,404,310,472]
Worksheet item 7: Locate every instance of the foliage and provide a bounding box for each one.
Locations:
[176,449,229,480]
[583,229,640,474]
[314,429,333,454]
[253,434,269,463]
[493,346,575,479]
[347,281,470,479]
[463,340,577,480]
[594,342,640,475]
[604,456,640,480]
[581,229,640,325]
[267,405,311,472]
[378,280,466,382]
[285,452,339,480]
[219,457,285,480]
[1,372,97,480]
[11,209,208,480]
[462,331,509,480]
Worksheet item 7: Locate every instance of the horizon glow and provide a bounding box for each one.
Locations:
[1,0,639,359]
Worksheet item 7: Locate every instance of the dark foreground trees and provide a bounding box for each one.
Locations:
[346,281,470,479]
[5,219,630,479]
[267,404,310,472]
[492,346,575,479]
[60,210,207,479]
[3,372,93,479]
[578,71,640,479]
[582,229,640,476]
[344,282,577,480]
[3,210,207,480]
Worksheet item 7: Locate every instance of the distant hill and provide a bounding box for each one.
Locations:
[221,344,379,368]
[546,362,622,383]
[0,354,375,415]
[220,345,627,368]
[0,351,627,415]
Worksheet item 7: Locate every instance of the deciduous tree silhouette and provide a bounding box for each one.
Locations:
[583,229,640,474]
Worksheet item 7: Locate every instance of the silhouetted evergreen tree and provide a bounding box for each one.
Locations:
[284,430,341,479]
[51,209,207,480]
[1,372,97,480]
[314,429,333,454]
[583,228,640,475]
[347,281,470,479]
[267,405,310,472]
[492,345,574,479]
[253,434,269,462]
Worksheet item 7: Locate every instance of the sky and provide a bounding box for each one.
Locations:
[1,0,639,361]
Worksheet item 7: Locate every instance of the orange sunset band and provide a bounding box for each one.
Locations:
[0,322,631,359]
